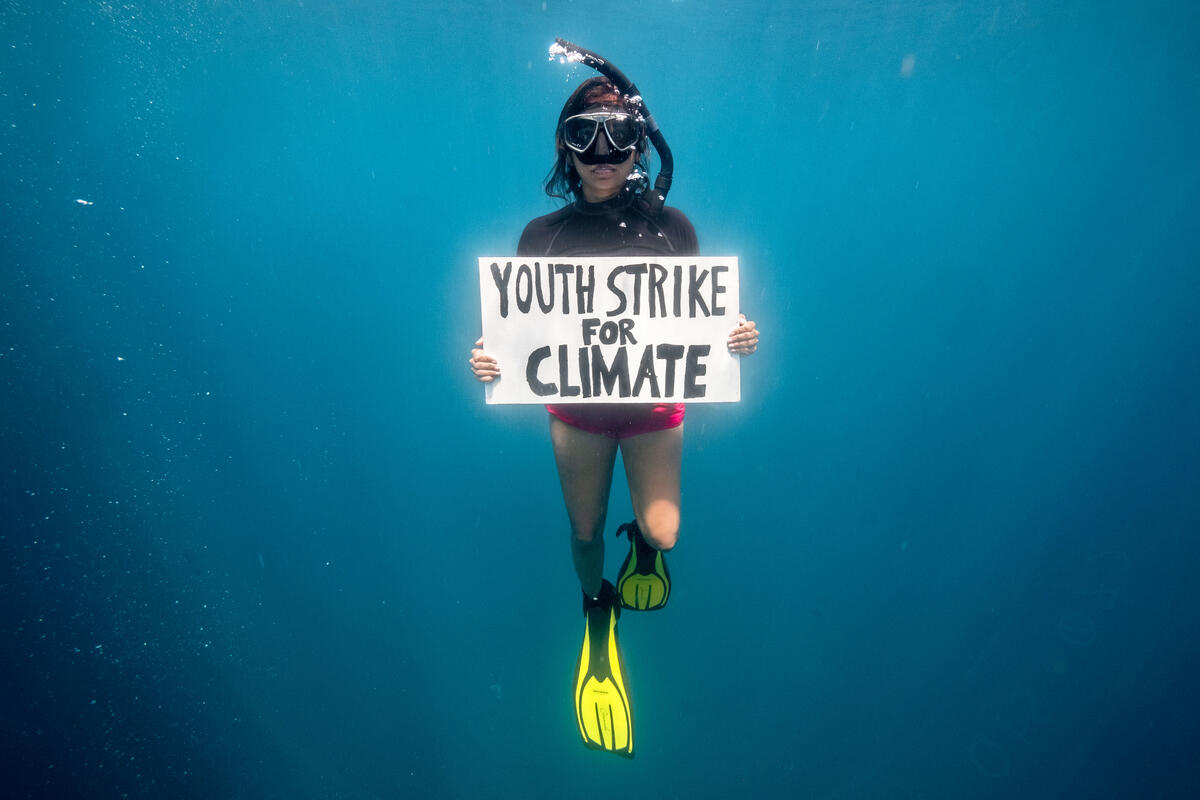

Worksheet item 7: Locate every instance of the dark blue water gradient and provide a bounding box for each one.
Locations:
[2,1,1197,797]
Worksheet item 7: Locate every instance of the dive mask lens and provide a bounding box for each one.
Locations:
[603,115,642,150]
[562,115,600,152]
[561,113,642,154]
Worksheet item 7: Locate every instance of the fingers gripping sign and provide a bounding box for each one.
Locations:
[469,337,501,383]
[726,314,759,355]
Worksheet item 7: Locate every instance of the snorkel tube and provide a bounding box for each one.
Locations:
[549,38,674,217]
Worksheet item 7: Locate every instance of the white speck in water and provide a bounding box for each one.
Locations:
[75,198,93,206]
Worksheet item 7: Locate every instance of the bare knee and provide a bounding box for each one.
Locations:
[572,521,606,545]
[639,515,679,552]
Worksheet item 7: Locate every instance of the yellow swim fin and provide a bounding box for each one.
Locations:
[574,580,634,758]
[615,520,671,611]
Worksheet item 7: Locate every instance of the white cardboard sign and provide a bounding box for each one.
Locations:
[478,256,740,404]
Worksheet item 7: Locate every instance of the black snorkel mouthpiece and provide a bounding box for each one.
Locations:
[550,38,674,217]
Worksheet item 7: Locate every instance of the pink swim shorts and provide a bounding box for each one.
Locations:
[546,403,685,439]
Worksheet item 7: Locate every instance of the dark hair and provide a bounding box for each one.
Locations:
[543,76,650,202]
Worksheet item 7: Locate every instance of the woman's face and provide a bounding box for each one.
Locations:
[566,97,638,203]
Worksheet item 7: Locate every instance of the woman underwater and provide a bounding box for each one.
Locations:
[469,64,759,757]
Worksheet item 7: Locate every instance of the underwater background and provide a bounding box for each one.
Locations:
[3,0,1197,797]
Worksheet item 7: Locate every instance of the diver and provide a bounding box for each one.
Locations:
[469,41,760,758]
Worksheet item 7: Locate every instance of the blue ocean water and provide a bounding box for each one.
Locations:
[2,0,1197,797]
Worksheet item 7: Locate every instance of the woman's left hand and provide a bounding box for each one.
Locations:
[727,313,759,355]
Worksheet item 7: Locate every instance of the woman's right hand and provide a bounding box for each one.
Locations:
[469,337,501,382]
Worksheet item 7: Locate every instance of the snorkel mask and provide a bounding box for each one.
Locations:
[561,109,645,165]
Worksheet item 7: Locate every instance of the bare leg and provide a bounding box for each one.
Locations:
[550,416,619,598]
[619,423,683,551]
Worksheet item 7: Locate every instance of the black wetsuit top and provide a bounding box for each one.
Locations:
[517,193,699,258]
